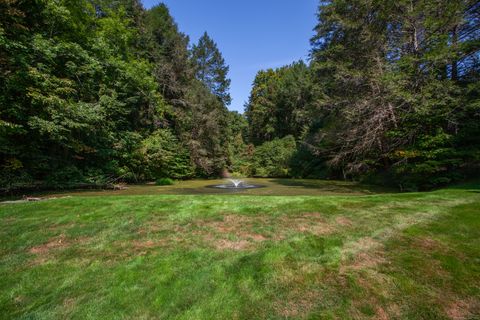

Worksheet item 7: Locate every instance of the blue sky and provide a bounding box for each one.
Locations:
[141,0,318,113]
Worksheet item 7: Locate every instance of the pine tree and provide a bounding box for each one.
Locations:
[191,32,232,106]
[309,0,480,187]
[146,4,192,100]
[245,61,316,145]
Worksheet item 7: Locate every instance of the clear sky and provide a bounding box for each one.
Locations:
[141,0,318,113]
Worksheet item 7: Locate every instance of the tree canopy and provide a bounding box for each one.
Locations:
[191,32,232,106]
[1,0,478,193]
[0,0,233,191]
[244,0,480,190]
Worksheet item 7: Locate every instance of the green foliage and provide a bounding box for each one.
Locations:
[289,145,330,179]
[252,136,297,177]
[243,0,479,189]
[245,61,316,145]
[191,32,232,106]
[140,129,194,180]
[155,177,174,186]
[224,111,252,175]
[0,158,32,193]
[0,0,233,192]
[306,0,480,189]
[44,166,85,188]
[1,0,478,191]
[388,129,469,190]
[112,131,144,182]
[146,4,231,178]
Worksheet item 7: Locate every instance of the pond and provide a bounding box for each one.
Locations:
[43,178,394,198]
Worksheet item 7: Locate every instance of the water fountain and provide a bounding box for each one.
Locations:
[229,179,243,188]
[208,178,264,190]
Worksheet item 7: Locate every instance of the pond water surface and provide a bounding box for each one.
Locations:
[42,178,394,198]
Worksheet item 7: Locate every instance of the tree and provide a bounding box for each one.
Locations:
[146,3,192,101]
[140,129,194,180]
[252,136,296,177]
[145,6,231,177]
[0,0,236,192]
[191,32,232,106]
[308,0,480,188]
[225,111,251,175]
[243,0,479,187]
[245,61,317,145]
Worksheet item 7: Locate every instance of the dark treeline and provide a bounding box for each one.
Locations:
[2,0,479,192]
[243,0,480,190]
[1,0,234,191]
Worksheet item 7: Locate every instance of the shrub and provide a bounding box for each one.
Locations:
[45,166,84,188]
[385,130,472,190]
[252,136,296,177]
[0,158,33,192]
[156,178,174,186]
[140,129,194,180]
[289,145,330,179]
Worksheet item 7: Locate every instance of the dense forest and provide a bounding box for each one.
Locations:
[1,0,479,192]
[1,0,234,191]
[244,0,480,190]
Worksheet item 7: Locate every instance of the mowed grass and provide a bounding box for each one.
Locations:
[0,185,479,319]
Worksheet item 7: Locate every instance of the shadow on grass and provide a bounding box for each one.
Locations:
[445,180,480,191]
[269,178,393,194]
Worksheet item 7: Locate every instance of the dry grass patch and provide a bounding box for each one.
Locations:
[373,306,389,320]
[128,239,170,256]
[341,237,384,261]
[339,237,388,274]
[271,261,326,318]
[29,234,86,254]
[348,251,387,271]
[197,215,268,251]
[335,216,353,226]
[131,239,170,249]
[274,289,322,319]
[28,234,90,265]
[200,215,267,237]
[337,237,399,319]
[278,212,334,237]
[201,212,337,250]
[2,216,17,224]
[63,297,77,313]
[132,213,338,252]
[445,298,480,320]
[413,236,450,255]
[213,239,252,251]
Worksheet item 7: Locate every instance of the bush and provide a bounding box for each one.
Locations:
[140,129,194,180]
[384,130,472,190]
[252,136,296,177]
[0,158,33,193]
[45,166,85,188]
[156,178,174,186]
[289,145,330,179]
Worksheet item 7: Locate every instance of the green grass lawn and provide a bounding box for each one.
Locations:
[1,182,479,319]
